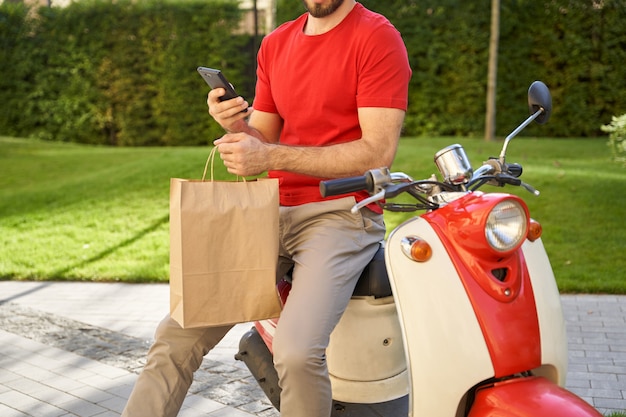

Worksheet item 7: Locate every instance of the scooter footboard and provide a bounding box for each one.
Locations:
[468,376,602,417]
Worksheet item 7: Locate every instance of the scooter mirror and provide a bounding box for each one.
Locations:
[499,81,553,162]
[528,81,552,125]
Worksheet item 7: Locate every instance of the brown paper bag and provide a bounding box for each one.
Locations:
[169,148,281,328]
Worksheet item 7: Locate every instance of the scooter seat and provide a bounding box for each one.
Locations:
[352,245,392,298]
[281,246,391,299]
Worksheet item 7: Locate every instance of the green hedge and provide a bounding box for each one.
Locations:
[1,0,625,145]
[0,0,251,145]
[355,0,626,138]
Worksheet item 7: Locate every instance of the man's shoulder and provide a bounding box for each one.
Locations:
[352,3,399,34]
[340,4,404,56]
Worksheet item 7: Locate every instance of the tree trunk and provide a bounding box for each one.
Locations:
[485,0,500,142]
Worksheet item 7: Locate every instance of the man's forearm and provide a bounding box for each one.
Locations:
[265,139,397,179]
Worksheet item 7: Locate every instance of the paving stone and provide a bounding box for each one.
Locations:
[0,302,267,416]
[2,283,625,416]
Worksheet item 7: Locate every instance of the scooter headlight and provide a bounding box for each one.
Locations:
[485,200,528,252]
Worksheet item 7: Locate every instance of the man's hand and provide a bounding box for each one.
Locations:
[214,133,270,177]
[207,88,252,133]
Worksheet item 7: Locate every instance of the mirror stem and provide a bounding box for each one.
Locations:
[499,107,545,164]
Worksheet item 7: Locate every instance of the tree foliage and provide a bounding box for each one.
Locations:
[0,0,250,145]
[278,0,626,138]
[1,0,624,145]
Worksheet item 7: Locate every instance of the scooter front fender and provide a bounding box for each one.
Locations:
[468,376,602,417]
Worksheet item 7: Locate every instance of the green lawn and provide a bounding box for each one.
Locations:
[1,136,624,293]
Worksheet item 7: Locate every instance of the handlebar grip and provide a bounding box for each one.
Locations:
[320,175,371,198]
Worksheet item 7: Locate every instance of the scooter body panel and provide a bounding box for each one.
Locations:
[468,376,602,417]
[423,193,542,378]
[386,215,494,417]
[255,297,409,404]
[521,238,568,386]
[327,296,409,403]
[385,193,571,417]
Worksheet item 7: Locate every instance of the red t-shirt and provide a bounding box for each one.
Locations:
[253,3,412,208]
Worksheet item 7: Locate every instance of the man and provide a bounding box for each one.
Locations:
[122,1,411,416]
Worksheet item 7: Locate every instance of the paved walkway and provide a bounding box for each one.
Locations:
[0,281,624,416]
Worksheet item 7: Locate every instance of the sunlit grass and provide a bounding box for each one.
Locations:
[1,136,624,293]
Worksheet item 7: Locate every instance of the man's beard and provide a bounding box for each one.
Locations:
[302,0,345,18]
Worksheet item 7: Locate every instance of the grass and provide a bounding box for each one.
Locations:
[1,136,625,293]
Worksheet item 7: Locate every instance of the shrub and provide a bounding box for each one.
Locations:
[601,114,626,166]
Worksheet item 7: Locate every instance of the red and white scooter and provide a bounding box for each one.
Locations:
[236,81,602,417]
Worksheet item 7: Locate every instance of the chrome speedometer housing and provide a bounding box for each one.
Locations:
[434,144,473,185]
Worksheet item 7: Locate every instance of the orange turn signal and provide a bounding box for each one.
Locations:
[401,236,433,262]
[527,219,543,242]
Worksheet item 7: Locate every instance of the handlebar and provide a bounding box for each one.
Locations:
[320,168,397,198]
[320,159,539,214]
[320,175,371,198]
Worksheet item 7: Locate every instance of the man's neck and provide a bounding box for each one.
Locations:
[303,0,356,36]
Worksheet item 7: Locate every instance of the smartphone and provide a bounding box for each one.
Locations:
[197,67,241,102]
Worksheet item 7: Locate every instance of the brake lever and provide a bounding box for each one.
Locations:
[351,179,417,213]
[496,173,540,196]
[521,181,540,196]
[350,190,386,214]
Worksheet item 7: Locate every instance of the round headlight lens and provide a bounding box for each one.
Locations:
[485,200,528,252]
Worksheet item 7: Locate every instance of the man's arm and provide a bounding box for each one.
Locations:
[215,107,405,178]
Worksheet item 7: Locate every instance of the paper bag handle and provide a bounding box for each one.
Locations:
[201,146,245,182]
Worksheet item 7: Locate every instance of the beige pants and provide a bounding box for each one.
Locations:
[122,197,385,417]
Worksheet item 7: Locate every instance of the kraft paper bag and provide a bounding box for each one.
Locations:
[169,149,281,328]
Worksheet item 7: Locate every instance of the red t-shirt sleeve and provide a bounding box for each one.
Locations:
[254,39,277,114]
[356,24,411,111]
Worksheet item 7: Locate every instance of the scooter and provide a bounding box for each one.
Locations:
[235,81,602,417]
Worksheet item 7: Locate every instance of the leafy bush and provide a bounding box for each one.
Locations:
[0,0,251,146]
[278,0,626,139]
[1,0,625,144]
[602,114,626,166]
